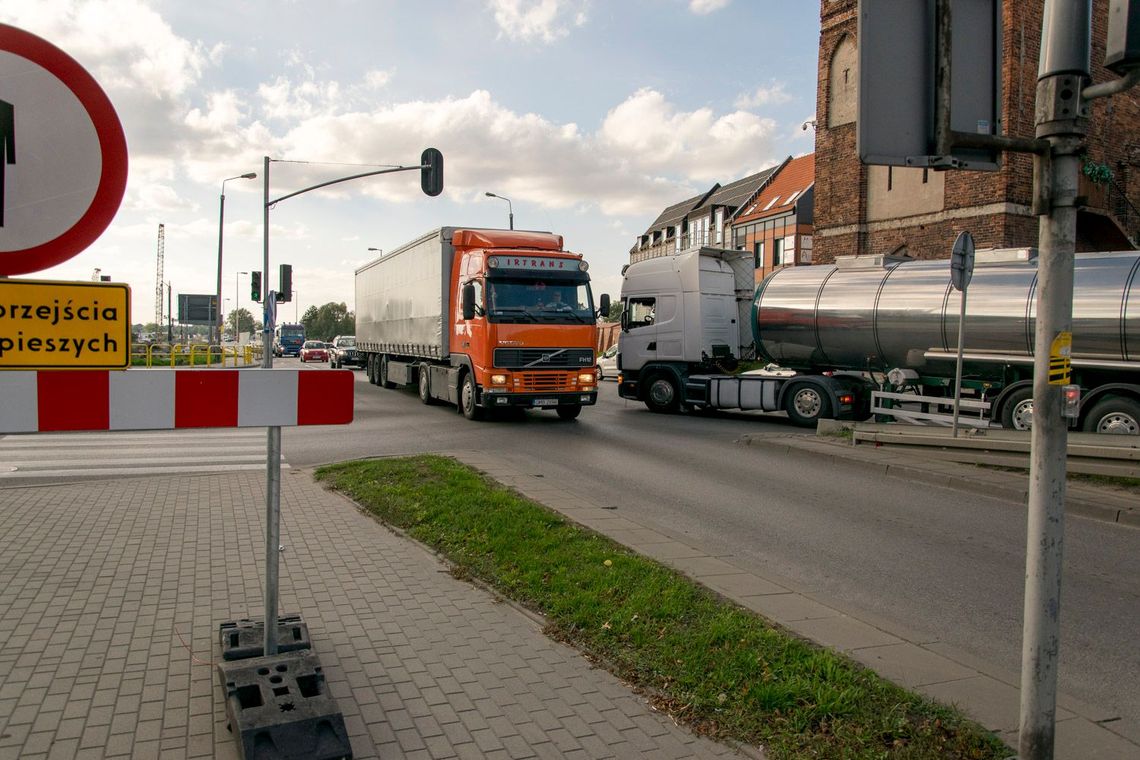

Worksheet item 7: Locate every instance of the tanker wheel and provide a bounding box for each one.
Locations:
[380,355,396,389]
[418,365,435,405]
[1000,387,1035,431]
[459,373,483,420]
[556,405,582,420]
[644,375,680,414]
[1081,396,1140,435]
[784,384,831,427]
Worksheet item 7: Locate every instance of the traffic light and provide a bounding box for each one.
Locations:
[421,148,443,197]
[278,264,292,302]
[251,271,262,302]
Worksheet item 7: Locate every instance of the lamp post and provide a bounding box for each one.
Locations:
[367,247,383,255]
[484,191,513,229]
[215,172,257,344]
[235,271,247,340]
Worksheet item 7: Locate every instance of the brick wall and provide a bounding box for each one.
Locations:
[814,0,1140,263]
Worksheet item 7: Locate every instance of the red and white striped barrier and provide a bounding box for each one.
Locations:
[0,368,354,433]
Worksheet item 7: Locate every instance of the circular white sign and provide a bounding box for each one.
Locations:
[0,24,127,276]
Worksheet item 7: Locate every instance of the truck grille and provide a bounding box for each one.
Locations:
[516,372,575,392]
[493,348,593,369]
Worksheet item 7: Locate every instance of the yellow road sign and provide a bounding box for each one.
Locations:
[0,279,131,369]
[1048,331,1072,386]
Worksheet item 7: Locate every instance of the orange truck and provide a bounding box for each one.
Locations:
[355,228,610,420]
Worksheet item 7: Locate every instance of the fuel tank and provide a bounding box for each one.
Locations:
[753,250,1140,375]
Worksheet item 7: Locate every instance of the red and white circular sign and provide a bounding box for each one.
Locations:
[0,24,128,276]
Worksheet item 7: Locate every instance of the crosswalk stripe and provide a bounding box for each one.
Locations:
[0,429,286,480]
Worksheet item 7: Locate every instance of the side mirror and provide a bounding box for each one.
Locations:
[597,293,611,318]
[461,283,476,320]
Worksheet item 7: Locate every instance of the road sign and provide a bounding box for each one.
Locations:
[0,24,128,276]
[857,0,1002,171]
[178,294,218,325]
[0,279,130,369]
[950,230,975,291]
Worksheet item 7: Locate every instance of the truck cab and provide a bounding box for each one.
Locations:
[618,248,753,412]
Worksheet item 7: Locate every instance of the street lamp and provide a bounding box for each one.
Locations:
[367,247,383,255]
[484,191,513,230]
[215,172,257,344]
[235,271,247,339]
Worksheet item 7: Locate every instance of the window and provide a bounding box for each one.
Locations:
[780,236,795,266]
[799,235,813,264]
[754,241,765,269]
[763,195,781,211]
[714,208,724,244]
[828,35,858,127]
[626,297,656,329]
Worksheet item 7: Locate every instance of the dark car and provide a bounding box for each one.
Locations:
[329,335,362,369]
[299,340,329,363]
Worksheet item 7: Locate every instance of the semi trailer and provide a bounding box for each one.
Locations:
[356,227,609,420]
[617,246,1140,434]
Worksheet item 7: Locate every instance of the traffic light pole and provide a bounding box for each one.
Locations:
[256,150,443,657]
[1018,3,1088,757]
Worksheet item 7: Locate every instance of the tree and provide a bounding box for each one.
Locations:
[302,302,355,341]
[227,307,256,335]
[603,300,622,323]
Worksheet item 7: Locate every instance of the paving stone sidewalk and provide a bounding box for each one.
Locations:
[0,471,748,760]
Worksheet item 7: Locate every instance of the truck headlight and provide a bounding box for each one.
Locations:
[490,374,508,385]
[578,372,595,384]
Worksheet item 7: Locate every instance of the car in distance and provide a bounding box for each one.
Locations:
[329,335,362,369]
[596,344,618,381]
[299,340,329,363]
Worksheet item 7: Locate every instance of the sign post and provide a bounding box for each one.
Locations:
[949,231,975,438]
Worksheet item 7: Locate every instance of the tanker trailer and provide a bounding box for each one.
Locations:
[754,248,1140,434]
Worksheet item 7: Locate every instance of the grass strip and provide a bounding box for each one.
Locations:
[315,455,1009,759]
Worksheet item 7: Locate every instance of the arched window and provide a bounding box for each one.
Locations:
[828,35,857,127]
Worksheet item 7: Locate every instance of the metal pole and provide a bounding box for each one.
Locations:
[215,191,225,345]
[262,157,272,370]
[260,155,281,657]
[1019,3,1089,756]
[167,283,173,344]
[950,288,967,437]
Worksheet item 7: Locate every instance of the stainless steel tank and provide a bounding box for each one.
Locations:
[753,251,1140,374]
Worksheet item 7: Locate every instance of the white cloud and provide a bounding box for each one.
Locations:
[599,88,778,183]
[735,81,794,109]
[689,0,730,15]
[363,69,393,89]
[486,0,589,44]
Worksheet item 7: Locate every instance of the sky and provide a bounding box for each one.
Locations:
[1,0,820,327]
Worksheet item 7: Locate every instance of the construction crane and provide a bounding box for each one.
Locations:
[154,224,165,335]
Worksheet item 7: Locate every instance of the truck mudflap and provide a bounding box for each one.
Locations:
[480,390,597,409]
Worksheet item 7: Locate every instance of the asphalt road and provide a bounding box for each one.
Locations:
[279,362,1140,729]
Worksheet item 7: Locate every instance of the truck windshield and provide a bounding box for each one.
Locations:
[486,280,595,324]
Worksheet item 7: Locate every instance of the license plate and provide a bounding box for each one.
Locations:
[533,399,558,407]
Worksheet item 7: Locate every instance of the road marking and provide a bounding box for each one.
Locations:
[0,429,287,480]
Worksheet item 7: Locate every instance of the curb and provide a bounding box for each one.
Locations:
[737,434,1136,528]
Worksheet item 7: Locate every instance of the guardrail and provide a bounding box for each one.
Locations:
[871,390,991,428]
[130,343,263,368]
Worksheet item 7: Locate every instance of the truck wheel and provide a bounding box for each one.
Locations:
[644,375,680,414]
[460,373,483,420]
[380,355,396,389]
[784,384,831,427]
[1081,396,1140,435]
[556,405,582,420]
[999,387,1034,431]
[418,366,435,405]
